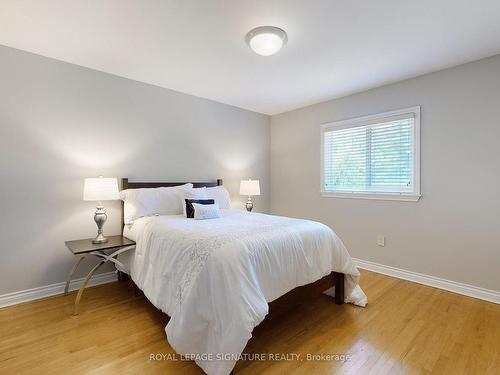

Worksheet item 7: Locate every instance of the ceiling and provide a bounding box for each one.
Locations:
[1,1,500,115]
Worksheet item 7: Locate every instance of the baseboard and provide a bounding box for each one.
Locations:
[353,258,500,304]
[0,271,118,309]
[2,261,498,308]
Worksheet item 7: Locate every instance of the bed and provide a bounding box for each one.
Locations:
[118,178,367,375]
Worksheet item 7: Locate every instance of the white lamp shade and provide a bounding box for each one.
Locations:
[240,179,260,196]
[83,177,119,201]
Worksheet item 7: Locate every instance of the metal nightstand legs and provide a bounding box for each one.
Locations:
[64,255,86,296]
[65,245,135,315]
[73,259,106,315]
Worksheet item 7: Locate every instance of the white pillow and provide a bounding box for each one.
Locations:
[120,183,193,224]
[179,187,208,216]
[205,186,231,209]
[193,203,220,220]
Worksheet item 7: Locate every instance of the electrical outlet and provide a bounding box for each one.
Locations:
[377,235,385,247]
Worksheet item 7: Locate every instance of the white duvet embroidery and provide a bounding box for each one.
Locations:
[129,209,367,375]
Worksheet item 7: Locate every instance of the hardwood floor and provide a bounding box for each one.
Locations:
[1,270,499,375]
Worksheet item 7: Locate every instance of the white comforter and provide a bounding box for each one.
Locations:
[129,209,367,375]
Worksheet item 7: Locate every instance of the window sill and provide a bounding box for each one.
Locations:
[321,191,421,202]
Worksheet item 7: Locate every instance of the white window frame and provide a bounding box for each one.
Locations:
[320,106,421,202]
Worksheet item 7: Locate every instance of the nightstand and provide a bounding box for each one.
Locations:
[64,235,135,314]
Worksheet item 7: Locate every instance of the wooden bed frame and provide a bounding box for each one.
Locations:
[120,178,345,305]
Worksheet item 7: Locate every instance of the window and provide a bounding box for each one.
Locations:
[321,106,420,201]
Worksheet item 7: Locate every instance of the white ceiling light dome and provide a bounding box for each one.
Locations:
[245,26,288,56]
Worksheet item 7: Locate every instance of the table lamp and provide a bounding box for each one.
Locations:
[240,179,260,212]
[83,176,119,244]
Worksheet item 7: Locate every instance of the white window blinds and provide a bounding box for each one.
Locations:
[321,107,420,200]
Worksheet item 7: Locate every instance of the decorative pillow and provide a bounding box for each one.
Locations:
[193,203,221,220]
[185,199,215,218]
[205,186,231,209]
[180,187,208,216]
[120,183,193,224]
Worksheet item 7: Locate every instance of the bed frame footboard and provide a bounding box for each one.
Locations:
[227,273,344,374]
[332,272,345,305]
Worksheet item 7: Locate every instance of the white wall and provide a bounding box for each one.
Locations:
[0,45,270,295]
[271,55,500,292]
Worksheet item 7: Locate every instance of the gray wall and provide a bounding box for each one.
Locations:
[0,45,270,295]
[2,42,499,297]
[271,55,500,291]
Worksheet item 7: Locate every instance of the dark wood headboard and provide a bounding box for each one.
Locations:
[120,178,223,229]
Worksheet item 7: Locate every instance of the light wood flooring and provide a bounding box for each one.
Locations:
[1,270,499,375]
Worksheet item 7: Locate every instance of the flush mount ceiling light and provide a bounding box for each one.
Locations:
[245,26,288,56]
